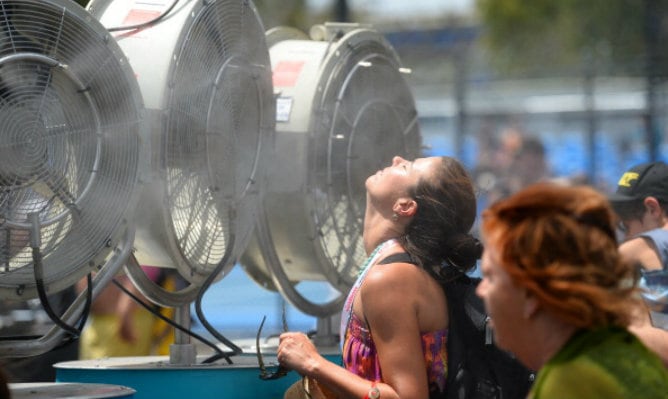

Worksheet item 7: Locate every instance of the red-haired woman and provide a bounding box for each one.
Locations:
[477,183,668,398]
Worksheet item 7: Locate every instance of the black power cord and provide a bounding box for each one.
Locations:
[194,230,244,364]
[110,277,231,361]
[31,242,91,338]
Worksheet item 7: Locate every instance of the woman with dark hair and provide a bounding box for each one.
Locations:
[477,183,668,399]
[278,156,481,399]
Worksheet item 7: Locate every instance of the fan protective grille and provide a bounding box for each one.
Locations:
[241,28,421,316]
[0,0,145,298]
[164,0,273,282]
[310,33,421,289]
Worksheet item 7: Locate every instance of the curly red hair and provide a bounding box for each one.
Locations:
[481,183,640,329]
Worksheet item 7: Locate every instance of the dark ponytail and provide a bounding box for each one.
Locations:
[399,157,481,275]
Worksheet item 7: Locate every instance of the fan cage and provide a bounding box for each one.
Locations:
[307,30,422,291]
[85,0,273,286]
[242,26,421,317]
[162,0,273,285]
[0,0,146,299]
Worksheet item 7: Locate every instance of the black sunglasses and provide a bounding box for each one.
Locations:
[256,303,290,380]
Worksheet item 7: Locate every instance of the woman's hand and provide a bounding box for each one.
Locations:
[277,332,320,376]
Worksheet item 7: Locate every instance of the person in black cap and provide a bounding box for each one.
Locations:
[610,161,668,239]
[609,160,668,366]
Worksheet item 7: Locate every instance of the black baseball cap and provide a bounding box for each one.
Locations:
[609,161,668,204]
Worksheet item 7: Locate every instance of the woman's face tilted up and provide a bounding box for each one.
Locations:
[365,156,440,207]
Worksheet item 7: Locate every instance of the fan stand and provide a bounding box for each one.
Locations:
[169,304,197,365]
[312,315,339,348]
[0,229,135,358]
[55,250,304,399]
[121,254,202,365]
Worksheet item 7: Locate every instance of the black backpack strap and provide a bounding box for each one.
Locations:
[377,252,417,265]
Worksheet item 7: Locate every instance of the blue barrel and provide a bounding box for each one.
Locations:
[56,353,342,399]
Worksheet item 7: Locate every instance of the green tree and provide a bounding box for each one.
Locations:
[476,0,668,77]
[253,0,309,31]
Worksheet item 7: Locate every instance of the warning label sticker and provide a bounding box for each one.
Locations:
[272,60,305,88]
[122,8,161,26]
[276,97,293,122]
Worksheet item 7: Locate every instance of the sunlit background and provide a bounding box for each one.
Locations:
[176,0,668,340]
[18,0,668,346]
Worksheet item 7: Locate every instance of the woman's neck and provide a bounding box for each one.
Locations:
[363,206,404,254]
[520,315,577,371]
[363,225,401,254]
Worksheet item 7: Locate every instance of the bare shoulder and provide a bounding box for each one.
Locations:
[364,260,423,293]
[361,258,448,332]
[361,259,442,308]
[620,236,651,254]
[620,236,662,270]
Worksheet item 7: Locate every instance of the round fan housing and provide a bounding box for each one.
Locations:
[0,0,147,300]
[88,0,274,287]
[242,24,421,315]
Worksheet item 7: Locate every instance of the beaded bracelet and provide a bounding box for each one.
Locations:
[363,381,380,399]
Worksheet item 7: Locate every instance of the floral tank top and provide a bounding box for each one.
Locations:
[340,239,449,396]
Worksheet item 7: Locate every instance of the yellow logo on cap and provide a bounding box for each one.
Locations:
[618,171,639,187]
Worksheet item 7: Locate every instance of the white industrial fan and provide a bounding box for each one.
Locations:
[54,2,300,398]
[0,0,147,357]
[242,23,422,319]
[82,0,274,365]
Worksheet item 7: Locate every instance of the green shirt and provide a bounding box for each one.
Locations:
[530,327,668,399]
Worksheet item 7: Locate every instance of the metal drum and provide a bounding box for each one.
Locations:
[9,383,135,399]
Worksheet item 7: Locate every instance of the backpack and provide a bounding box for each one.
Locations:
[379,253,535,399]
[442,274,535,399]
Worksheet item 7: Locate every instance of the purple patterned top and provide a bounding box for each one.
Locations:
[342,312,448,395]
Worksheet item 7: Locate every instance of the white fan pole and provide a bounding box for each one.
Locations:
[169,305,196,365]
